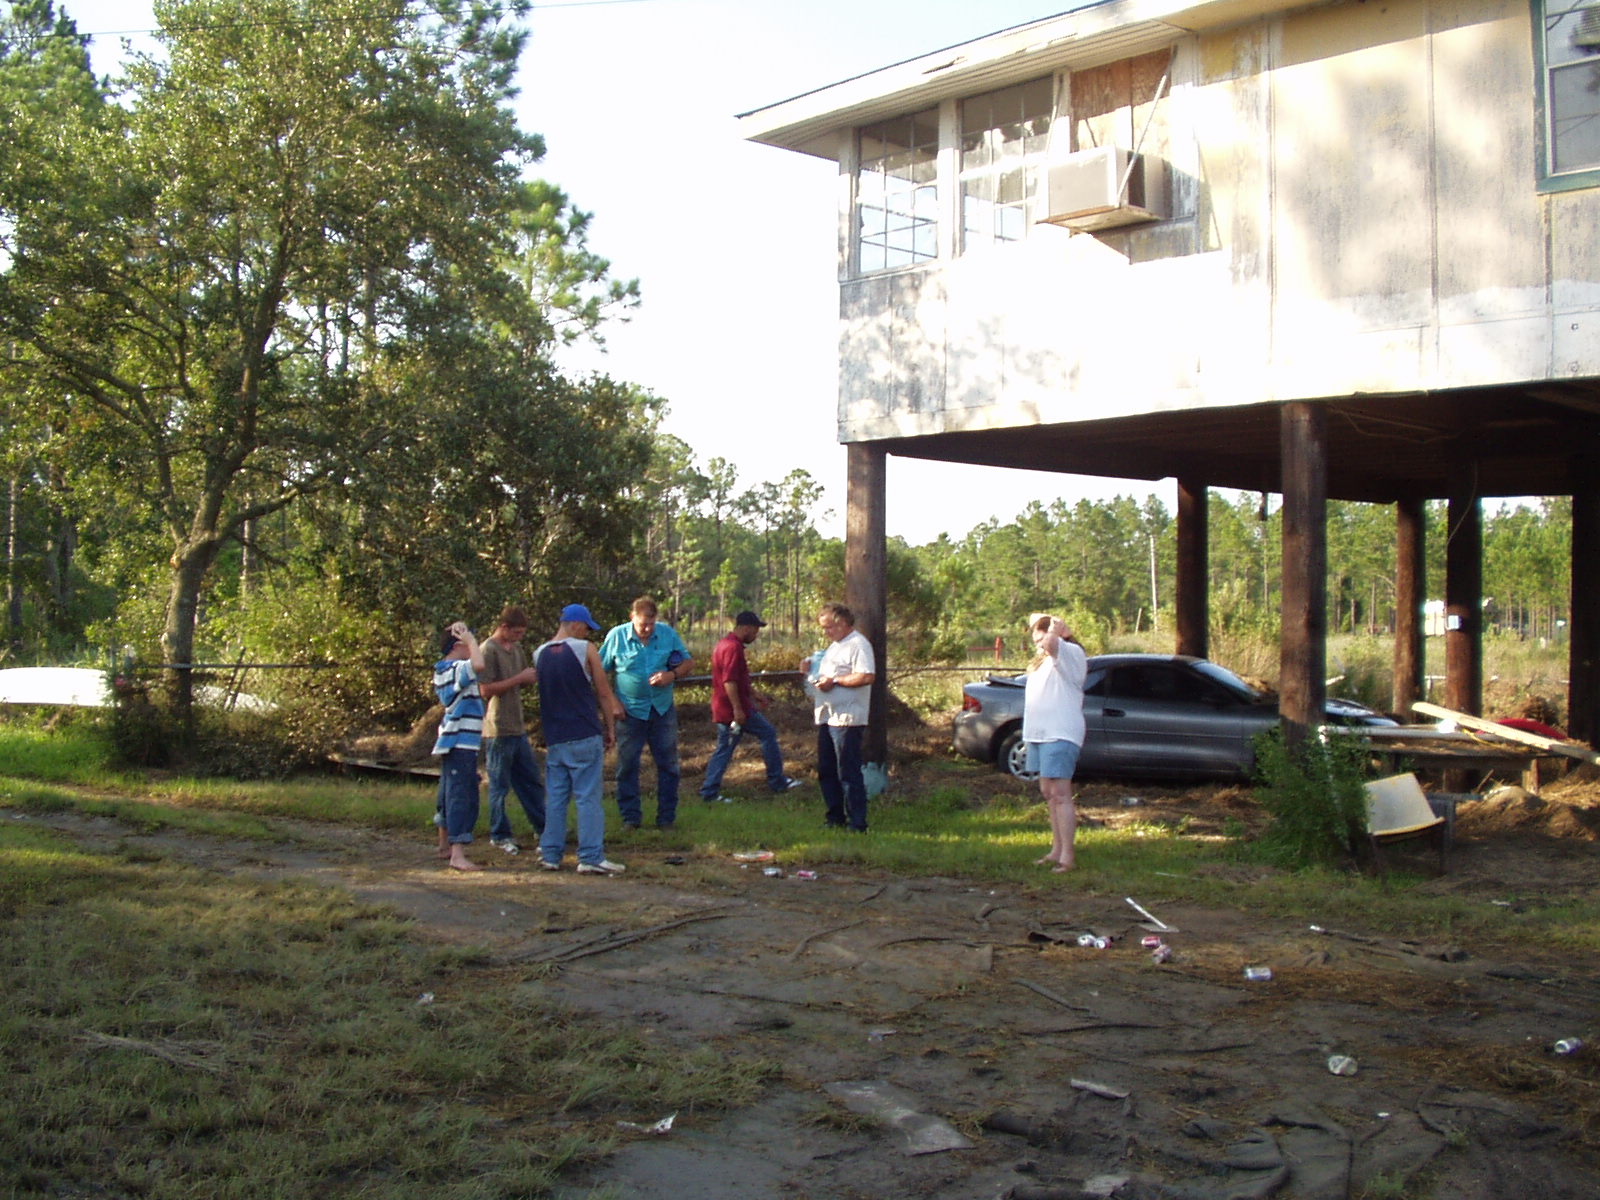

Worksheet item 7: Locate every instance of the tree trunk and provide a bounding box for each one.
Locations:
[161,543,221,721]
[5,474,20,657]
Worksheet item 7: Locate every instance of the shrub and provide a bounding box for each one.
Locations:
[1251,728,1371,869]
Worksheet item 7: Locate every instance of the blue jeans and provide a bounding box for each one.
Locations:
[700,710,788,797]
[485,735,545,840]
[615,707,680,827]
[539,735,607,867]
[435,747,480,843]
[817,724,867,832]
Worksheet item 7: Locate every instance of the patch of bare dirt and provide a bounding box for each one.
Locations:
[26,704,1600,1200]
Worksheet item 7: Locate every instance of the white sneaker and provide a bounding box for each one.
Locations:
[539,859,561,871]
[776,777,803,792]
[491,838,520,855]
[576,859,626,875]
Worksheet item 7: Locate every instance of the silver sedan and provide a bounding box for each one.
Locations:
[951,653,1396,781]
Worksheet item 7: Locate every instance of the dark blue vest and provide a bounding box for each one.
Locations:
[535,638,602,746]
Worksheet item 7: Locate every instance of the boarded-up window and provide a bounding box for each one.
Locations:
[1071,50,1172,162]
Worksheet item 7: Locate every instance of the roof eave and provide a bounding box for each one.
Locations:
[737,0,1317,159]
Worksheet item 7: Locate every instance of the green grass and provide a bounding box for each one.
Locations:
[6,720,1598,952]
[0,820,775,1199]
[6,717,1600,1197]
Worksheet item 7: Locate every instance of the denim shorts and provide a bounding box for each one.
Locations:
[1025,739,1081,779]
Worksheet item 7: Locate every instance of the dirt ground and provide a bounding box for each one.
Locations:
[27,699,1600,1199]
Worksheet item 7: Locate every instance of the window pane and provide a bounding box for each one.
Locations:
[956,76,1054,255]
[1552,59,1600,173]
[856,108,940,273]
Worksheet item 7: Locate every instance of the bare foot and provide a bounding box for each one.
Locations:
[1034,854,1058,866]
[1052,861,1075,873]
[447,852,482,872]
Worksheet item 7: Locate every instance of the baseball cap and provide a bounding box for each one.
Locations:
[560,603,601,630]
[734,610,767,627]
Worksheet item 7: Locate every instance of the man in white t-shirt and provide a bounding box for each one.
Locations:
[809,602,876,832]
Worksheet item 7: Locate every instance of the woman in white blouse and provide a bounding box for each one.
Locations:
[1022,613,1088,872]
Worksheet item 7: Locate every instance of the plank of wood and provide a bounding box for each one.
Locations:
[1412,701,1600,765]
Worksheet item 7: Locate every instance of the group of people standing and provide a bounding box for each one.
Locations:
[428,598,880,873]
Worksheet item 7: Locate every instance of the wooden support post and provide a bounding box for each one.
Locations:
[1279,403,1327,749]
[1571,486,1600,749]
[846,443,888,765]
[1393,498,1425,718]
[1444,493,1483,717]
[1175,477,1208,660]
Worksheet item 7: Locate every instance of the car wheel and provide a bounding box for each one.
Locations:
[997,727,1038,780]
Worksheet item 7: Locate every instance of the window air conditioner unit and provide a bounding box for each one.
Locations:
[1042,145,1167,231]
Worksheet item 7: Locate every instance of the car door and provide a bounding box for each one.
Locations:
[1076,664,1111,773]
[1096,663,1254,777]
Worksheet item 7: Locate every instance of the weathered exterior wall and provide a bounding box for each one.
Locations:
[837,0,1600,443]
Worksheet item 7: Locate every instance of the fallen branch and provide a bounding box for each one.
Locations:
[787,919,865,960]
[509,909,735,964]
[79,1031,227,1074]
[1071,1078,1130,1100]
[1017,978,1095,1013]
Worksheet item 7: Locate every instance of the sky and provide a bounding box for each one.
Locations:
[56,0,1173,543]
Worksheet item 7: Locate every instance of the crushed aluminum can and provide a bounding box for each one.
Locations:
[1327,1055,1358,1076]
[794,869,819,880]
[1140,935,1165,948]
[1554,1038,1585,1055]
[762,866,784,878]
[1120,796,1142,806]
[1077,934,1110,949]
[1243,966,1273,982]
[1151,944,1173,964]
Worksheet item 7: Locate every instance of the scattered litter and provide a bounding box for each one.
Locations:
[663,855,685,865]
[822,1080,974,1155]
[1140,935,1165,948]
[1084,1175,1132,1198]
[1120,796,1142,806]
[1491,900,1512,907]
[1327,1055,1358,1076]
[762,866,784,878]
[1243,966,1273,982]
[1126,896,1173,932]
[732,850,775,863]
[795,869,819,880]
[617,1113,676,1135]
[1076,933,1110,949]
[1070,1078,1129,1101]
[1554,1038,1585,1055]
[868,1027,898,1042]
[416,993,434,1005]
[1151,944,1174,964]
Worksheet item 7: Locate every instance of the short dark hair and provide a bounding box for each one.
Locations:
[497,605,528,629]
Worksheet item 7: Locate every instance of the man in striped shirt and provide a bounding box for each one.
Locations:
[433,621,486,871]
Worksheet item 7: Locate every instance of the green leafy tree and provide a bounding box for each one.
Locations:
[0,0,537,712]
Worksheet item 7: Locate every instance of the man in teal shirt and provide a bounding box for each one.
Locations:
[600,595,693,829]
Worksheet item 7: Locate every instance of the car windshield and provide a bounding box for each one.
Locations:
[1191,660,1272,704]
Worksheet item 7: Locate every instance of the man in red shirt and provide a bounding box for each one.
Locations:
[698,611,802,804]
